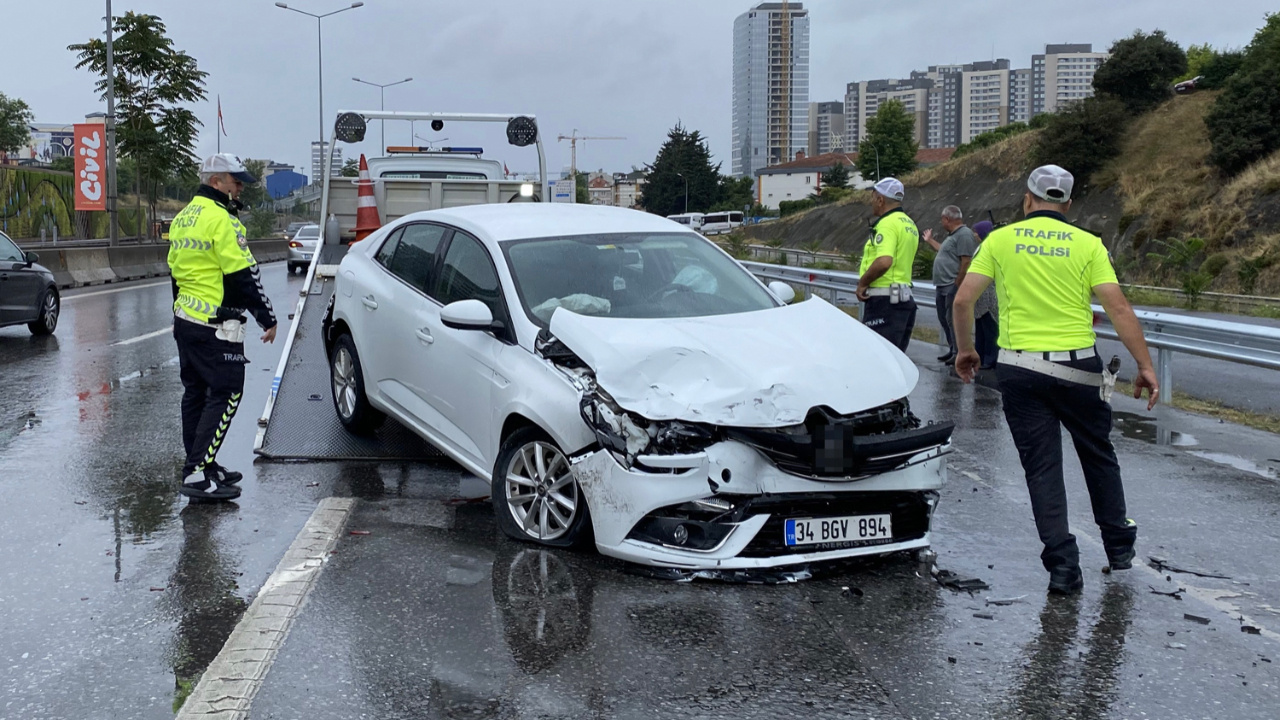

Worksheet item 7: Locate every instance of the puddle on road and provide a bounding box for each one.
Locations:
[1114,412,1278,481]
[1113,411,1197,447]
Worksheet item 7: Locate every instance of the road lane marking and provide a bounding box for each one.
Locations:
[110,327,172,347]
[175,497,356,719]
[63,280,169,301]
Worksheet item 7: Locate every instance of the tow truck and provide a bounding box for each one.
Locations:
[253,110,549,460]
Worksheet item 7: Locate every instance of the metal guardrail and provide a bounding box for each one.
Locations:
[742,261,1280,404]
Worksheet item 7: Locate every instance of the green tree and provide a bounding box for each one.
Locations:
[1199,50,1245,89]
[574,172,590,204]
[1206,14,1280,175]
[0,92,33,156]
[340,158,359,177]
[712,175,754,212]
[639,123,721,217]
[820,160,850,188]
[71,12,208,240]
[238,159,270,209]
[1092,30,1187,114]
[51,156,75,172]
[245,209,277,239]
[1177,43,1216,82]
[857,100,917,181]
[1033,95,1130,183]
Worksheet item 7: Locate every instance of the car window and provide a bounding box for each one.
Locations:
[0,232,24,263]
[383,224,448,292]
[374,228,404,267]
[503,232,777,326]
[432,232,502,319]
[296,226,320,239]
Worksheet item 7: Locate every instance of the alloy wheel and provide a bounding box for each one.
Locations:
[505,441,578,542]
[43,294,58,331]
[332,346,357,419]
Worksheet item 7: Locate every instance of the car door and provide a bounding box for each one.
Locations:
[360,223,457,441]
[418,230,512,469]
[0,232,41,325]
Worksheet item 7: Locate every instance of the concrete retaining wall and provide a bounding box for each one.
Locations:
[27,240,289,290]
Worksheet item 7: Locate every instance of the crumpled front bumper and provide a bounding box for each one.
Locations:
[571,439,947,570]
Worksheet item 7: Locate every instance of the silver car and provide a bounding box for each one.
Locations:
[287,224,321,274]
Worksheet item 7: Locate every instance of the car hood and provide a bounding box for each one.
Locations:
[548,297,919,428]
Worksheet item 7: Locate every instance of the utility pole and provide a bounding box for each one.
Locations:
[556,130,624,179]
[105,0,118,245]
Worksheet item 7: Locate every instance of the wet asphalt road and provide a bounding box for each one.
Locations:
[2,268,1279,719]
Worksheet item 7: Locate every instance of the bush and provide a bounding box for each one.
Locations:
[779,199,816,217]
[246,209,277,239]
[1207,14,1280,175]
[1200,253,1230,277]
[1033,95,1131,183]
[1199,50,1245,89]
[953,122,1031,159]
[1093,30,1188,114]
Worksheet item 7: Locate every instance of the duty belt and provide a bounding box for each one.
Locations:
[997,348,1119,403]
[864,285,913,299]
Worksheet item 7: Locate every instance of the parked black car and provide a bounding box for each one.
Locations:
[0,231,59,335]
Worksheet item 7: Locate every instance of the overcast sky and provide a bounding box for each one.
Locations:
[6,0,1274,178]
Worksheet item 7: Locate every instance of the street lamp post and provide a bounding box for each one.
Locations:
[676,172,688,214]
[275,2,364,179]
[352,77,412,152]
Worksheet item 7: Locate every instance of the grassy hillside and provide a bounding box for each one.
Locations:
[741,92,1280,296]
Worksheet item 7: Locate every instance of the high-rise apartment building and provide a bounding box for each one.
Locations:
[1009,68,1033,124]
[310,141,344,182]
[807,101,844,156]
[1031,43,1108,116]
[844,77,931,151]
[959,59,1012,143]
[732,2,810,177]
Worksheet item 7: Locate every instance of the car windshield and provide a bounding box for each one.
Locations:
[503,232,777,325]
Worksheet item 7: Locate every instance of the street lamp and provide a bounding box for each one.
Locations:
[352,77,412,152]
[867,142,881,180]
[275,2,364,178]
[676,171,688,214]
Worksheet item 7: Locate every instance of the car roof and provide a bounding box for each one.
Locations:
[396,203,690,243]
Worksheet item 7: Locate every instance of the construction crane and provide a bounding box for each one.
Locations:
[557,130,625,179]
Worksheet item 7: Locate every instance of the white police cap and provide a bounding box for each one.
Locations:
[200,153,258,184]
[872,177,904,202]
[1027,164,1073,202]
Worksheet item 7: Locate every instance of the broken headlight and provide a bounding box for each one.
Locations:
[580,388,717,469]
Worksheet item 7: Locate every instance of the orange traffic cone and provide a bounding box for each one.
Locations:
[352,154,381,243]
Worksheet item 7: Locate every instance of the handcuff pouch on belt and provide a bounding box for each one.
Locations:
[215,319,246,343]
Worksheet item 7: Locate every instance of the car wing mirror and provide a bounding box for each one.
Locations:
[440,299,496,331]
[768,281,796,305]
[23,251,39,268]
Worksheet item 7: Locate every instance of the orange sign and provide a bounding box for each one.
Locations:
[73,124,107,212]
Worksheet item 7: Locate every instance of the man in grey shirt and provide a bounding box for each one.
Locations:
[921,205,978,363]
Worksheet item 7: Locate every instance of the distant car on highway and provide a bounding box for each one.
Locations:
[0,231,59,335]
[322,202,952,574]
[1174,75,1204,94]
[287,224,321,274]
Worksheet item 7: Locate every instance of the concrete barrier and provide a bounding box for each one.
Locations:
[41,240,287,289]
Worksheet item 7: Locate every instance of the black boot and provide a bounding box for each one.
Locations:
[1047,566,1084,595]
[208,463,243,486]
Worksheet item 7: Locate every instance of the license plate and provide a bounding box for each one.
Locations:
[301,253,312,260]
[785,514,892,546]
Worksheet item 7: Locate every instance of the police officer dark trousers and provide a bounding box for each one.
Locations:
[169,154,277,502]
[952,165,1159,595]
[856,178,919,352]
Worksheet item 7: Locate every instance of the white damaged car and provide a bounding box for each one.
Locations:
[324,204,952,574]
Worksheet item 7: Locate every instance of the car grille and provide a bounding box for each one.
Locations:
[737,491,933,557]
[725,403,953,479]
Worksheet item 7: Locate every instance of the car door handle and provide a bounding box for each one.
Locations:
[416,328,434,345]
[361,295,378,310]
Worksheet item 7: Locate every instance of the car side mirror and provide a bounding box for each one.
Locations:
[440,299,496,331]
[768,281,796,305]
[23,251,39,267]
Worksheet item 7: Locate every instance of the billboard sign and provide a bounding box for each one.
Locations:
[73,124,106,212]
[551,178,575,203]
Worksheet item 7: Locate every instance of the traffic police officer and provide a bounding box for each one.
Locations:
[855,177,919,351]
[952,164,1159,594]
[169,154,277,502]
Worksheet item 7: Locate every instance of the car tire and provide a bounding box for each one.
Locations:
[492,427,592,549]
[330,333,384,434]
[28,288,59,336]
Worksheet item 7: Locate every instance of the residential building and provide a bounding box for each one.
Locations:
[612,170,646,209]
[732,2,810,177]
[845,77,932,152]
[1008,68,1033,124]
[753,147,956,210]
[807,101,845,156]
[310,141,343,182]
[587,174,614,206]
[959,60,1012,143]
[754,151,860,210]
[1031,43,1109,116]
